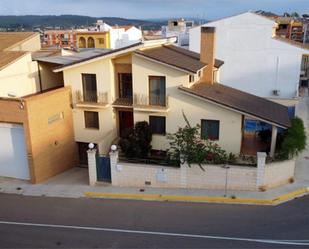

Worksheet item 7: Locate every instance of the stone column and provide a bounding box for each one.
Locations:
[257,152,267,188]
[109,149,119,185]
[87,149,97,186]
[270,125,278,158]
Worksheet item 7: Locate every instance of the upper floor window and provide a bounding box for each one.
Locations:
[201,119,220,140]
[98,38,104,44]
[149,76,166,106]
[82,74,97,103]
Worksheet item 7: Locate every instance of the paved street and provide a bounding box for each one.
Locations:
[0,193,309,248]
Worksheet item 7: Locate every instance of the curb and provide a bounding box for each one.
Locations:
[84,187,309,205]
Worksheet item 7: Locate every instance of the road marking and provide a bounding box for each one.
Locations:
[0,221,308,246]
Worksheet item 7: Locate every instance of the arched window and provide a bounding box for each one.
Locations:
[79,37,86,48]
[87,37,95,48]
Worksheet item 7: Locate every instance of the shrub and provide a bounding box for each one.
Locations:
[167,112,231,170]
[119,121,152,158]
[277,117,306,160]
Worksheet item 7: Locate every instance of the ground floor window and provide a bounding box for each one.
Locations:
[84,111,99,129]
[149,116,166,135]
[201,119,220,140]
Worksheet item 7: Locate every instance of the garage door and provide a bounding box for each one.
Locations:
[0,123,30,180]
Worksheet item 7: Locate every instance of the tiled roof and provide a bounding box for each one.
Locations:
[179,83,291,128]
[0,51,28,70]
[162,45,224,68]
[135,45,207,73]
[0,32,38,51]
[273,36,309,50]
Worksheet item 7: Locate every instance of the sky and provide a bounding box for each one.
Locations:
[0,0,308,20]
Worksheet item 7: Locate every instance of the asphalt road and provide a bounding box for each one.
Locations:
[0,193,308,248]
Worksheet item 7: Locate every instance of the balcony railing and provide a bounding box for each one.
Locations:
[133,93,169,112]
[74,90,109,107]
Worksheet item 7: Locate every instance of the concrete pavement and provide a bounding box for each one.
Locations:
[0,193,309,248]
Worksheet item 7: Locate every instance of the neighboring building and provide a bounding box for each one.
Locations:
[42,31,290,165]
[77,31,110,49]
[43,30,77,48]
[162,19,195,48]
[274,16,306,43]
[0,87,77,183]
[189,11,309,107]
[0,32,41,52]
[0,32,64,97]
[76,20,142,49]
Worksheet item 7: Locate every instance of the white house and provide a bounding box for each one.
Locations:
[189,11,309,106]
[89,20,143,49]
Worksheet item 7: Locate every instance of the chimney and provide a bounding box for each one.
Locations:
[200,27,216,84]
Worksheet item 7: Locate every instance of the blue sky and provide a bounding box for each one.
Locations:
[0,0,308,20]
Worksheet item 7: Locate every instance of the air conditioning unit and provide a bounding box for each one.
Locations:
[272,89,280,96]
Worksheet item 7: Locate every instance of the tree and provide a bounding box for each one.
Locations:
[167,112,229,170]
[119,121,152,158]
[278,117,306,159]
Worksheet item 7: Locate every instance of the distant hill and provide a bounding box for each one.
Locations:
[0,15,164,31]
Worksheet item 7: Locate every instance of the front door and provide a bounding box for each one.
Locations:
[118,73,132,98]
[119,111,134,137]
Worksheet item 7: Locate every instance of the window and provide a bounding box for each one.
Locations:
[98,38,104,44]
[198,70,202,77]
[201,119,220,140]
[149,76,166,106]
[82,74,97,102]
[84,111,99,129]
[149,116,166,135]
[189,75,194,83]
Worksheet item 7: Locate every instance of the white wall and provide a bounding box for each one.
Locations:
[0,54,40,97]
[189,12,307,100]
[110,27,142,49]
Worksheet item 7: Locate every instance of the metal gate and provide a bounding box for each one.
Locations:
[96,155,111,182]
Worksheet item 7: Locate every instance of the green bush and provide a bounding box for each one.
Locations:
[277,117,306,160]
[167,112,231,170]
[119,121,152,158]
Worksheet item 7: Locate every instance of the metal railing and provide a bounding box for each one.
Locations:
[133,93,169,108]
[75,90,109,105]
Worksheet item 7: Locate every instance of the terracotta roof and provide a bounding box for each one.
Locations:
[162,45,224,68]
[179,83,291,128]
[273,36,309,50]
[135,45,207,73]
[0,51,28,70]
[0,32,38,51]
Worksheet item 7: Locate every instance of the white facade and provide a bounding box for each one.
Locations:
[189,12,308,101]
[110,26,142,49]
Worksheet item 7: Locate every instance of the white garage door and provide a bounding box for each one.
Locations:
[0,123,30,180]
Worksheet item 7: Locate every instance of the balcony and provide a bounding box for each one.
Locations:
[74,90,109,108]
[133,93,170,112]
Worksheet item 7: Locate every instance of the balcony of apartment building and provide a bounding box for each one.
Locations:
[133,76,169,112]
[112,73,133,108]
[73,74,109,109]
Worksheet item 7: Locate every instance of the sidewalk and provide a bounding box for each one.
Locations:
[0,167,308,205]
